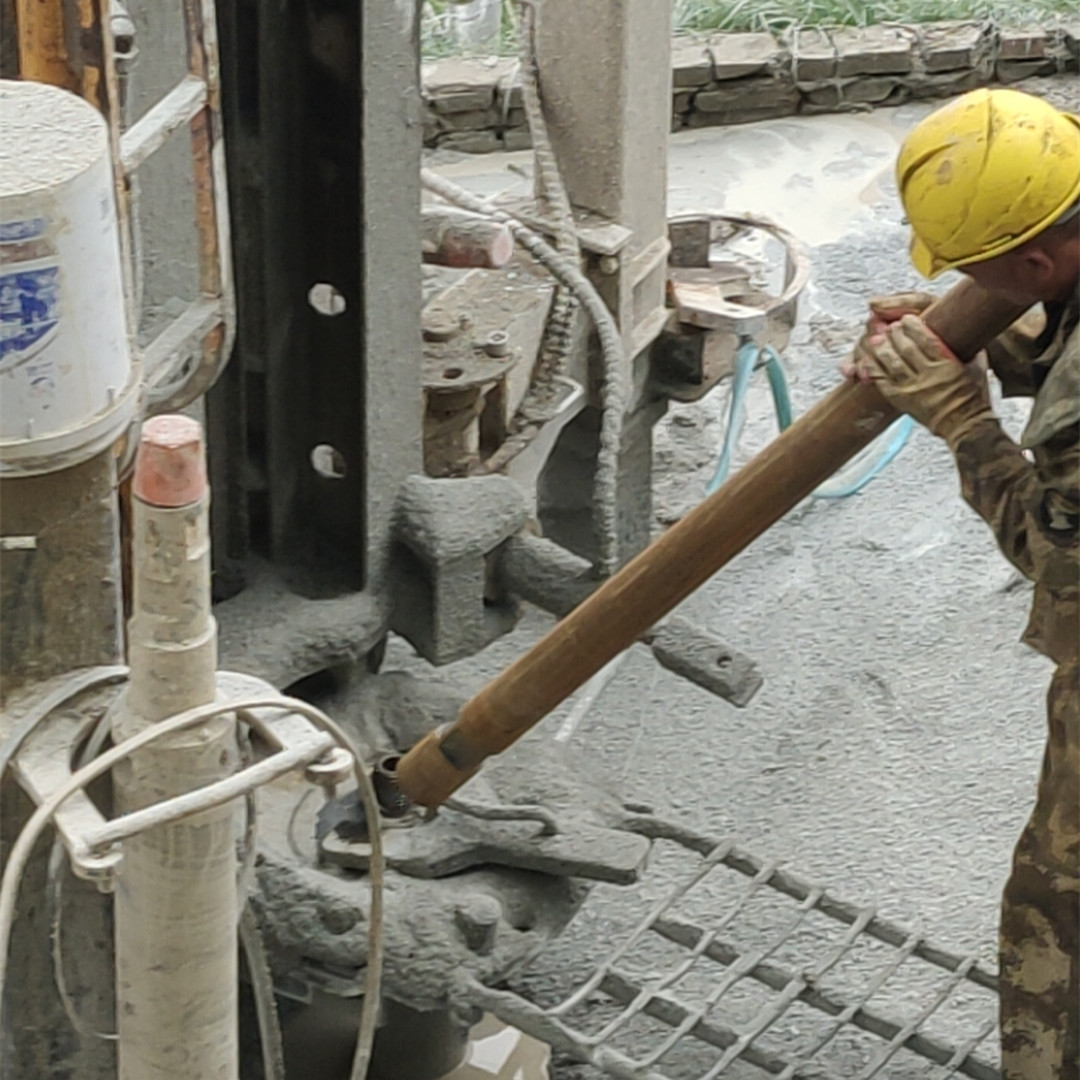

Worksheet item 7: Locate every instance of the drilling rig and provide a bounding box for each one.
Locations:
[0,1,1016,1078]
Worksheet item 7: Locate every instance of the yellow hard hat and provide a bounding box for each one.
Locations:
[897,88,1080,279]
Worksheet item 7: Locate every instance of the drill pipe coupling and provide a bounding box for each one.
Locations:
[395,727,481,809]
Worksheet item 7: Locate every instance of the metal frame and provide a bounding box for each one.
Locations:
[118,0,234,414]
[463,817,1001,1080]
[4,669,347,883]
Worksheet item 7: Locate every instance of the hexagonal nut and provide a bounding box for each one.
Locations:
[482,330,510,357]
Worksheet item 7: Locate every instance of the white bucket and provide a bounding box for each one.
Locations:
[0,79,138,475]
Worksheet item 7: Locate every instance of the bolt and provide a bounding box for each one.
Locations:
[305,747,354,789]
[599,254,620,275]
[482,330,510,358]
[320,903,361,935]
[454,895,501,955]
[422,312,458,342]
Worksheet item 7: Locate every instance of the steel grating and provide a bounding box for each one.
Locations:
[460,817,1000,1080]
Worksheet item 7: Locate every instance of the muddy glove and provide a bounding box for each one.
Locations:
[857,314,994,449]
[842,292,935,381]
[867,290,935,326]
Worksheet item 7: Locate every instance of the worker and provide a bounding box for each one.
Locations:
[845,87,1078,1079]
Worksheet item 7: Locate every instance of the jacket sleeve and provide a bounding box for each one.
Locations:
[983,309,1048,398]
[951,419,1079,592]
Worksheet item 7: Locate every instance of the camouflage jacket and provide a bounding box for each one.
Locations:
[954,292,1080,666]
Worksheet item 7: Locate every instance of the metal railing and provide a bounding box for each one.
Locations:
[114,0,234,414]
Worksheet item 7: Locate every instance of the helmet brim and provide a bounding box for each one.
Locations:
[909,234,946,280]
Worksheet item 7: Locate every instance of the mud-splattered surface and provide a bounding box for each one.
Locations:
[412,85,1079,1077]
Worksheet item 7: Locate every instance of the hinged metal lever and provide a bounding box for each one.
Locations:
[8,670,350,888]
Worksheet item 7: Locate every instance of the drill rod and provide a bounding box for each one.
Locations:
[396,279,1029,807]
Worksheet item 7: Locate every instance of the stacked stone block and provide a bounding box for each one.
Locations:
[422,21,1080,153]
[422,58,530,154]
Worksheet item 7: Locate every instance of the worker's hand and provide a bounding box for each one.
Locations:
[867,290,935,325]
[856,315,994,447]
[842,291,935,381]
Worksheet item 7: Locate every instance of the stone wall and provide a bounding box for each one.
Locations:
[422,20,1079,153]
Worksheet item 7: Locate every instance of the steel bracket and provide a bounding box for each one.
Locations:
[5,669,346,888]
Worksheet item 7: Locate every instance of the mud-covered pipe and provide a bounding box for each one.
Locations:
[110,416,240,1080]
[396,279,1029,807]
[421,207,514,269]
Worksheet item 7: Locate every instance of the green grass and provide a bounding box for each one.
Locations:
[421,0,1079,58]
[673,0,1079,33]
[420,1,520,59]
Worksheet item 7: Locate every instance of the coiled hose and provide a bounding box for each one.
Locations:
[706,342,913,499]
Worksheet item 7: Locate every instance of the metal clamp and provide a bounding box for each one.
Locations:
[6,670,346,887]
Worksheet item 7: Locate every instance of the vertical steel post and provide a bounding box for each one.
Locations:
[110,415,240,1080]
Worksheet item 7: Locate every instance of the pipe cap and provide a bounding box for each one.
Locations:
[132,415,207,507]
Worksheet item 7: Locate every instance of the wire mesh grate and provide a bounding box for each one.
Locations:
[462,818,1000,1080]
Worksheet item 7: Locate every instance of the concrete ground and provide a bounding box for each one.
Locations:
[411,84,1078,1078]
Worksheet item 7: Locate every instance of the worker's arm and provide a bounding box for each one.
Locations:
[950,419,1079,590]
[854,315,1079,588]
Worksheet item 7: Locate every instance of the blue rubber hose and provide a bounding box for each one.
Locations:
[812,413,914,499]
[762,346,793,430]
[704,342,913,500]
[705,341,759,496]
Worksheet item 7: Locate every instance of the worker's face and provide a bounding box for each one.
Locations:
[960,234,1080,306]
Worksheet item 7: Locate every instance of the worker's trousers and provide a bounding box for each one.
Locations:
[1000,660,1079,1080]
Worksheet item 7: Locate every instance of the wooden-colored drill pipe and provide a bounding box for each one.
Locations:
[395,279,1029,807]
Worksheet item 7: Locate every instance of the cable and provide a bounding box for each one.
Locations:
[0,665,129,781]
[45,699,126,1046]
[239,905,287,1080]
[47,718,276,1062]
[705,342,759,497]
[47,843,118,1044]
[421,166,627,575]
[286,786,318,862]
[45,787,262,1046]
[762,347,793,430]
[812,414,914,500]
[0,692,385,1080]
[9,673,129,1045]
[82,737,333,851]
[515,0,579,394]
[236,718,260,903]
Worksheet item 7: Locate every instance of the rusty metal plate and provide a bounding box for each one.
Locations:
[422,259,555,399]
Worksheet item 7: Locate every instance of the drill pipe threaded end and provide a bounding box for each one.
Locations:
[394,729,482,809]
[132,415,208,508]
